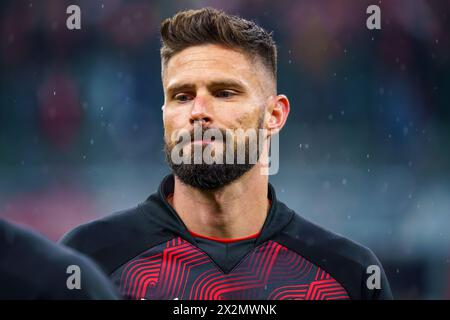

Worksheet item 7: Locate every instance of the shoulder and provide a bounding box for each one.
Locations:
[0,219,118,299]
[60,205,145,254]
[273,206,393,299]
[60,201,173,274]
[284,211,379,265]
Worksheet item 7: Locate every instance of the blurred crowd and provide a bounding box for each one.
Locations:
[0,0,449,299]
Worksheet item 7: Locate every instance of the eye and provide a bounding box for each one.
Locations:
[174,93,193,103]
[215,90,236,98]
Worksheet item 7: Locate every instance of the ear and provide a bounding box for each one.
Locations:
[266,94,290,135]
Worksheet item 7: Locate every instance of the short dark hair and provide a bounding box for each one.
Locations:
[160,7,277,80]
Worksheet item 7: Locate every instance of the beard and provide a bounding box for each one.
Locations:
[164,116,264,191]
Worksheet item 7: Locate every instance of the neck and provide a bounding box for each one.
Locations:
[168,163,269,240]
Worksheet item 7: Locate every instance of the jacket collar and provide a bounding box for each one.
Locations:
[149,174,294,246]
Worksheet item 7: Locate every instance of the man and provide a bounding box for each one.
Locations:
[0,219,118,299]
[61,7,392,300]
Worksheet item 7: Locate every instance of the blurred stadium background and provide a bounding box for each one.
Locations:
[1,0,449,299]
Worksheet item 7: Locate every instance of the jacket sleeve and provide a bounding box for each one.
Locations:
[360,250,393,300]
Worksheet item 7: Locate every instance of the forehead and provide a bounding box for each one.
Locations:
[163,44,261,90]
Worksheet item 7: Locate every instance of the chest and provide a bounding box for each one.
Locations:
[111,237,349,300]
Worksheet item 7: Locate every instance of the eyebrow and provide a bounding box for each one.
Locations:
[166,79,247,96]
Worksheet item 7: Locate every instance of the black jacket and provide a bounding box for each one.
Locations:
[61,174,393,300]
[0,219,119,299]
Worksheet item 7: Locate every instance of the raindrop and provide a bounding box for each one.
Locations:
[403,126,409,136]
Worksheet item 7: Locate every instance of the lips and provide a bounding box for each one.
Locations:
[191,139,213,145]
[191,136,218,145]
[174,128,223,147]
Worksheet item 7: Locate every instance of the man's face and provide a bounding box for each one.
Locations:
[162,44,274,190]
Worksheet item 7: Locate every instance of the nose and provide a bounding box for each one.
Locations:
[190,94,212,126]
